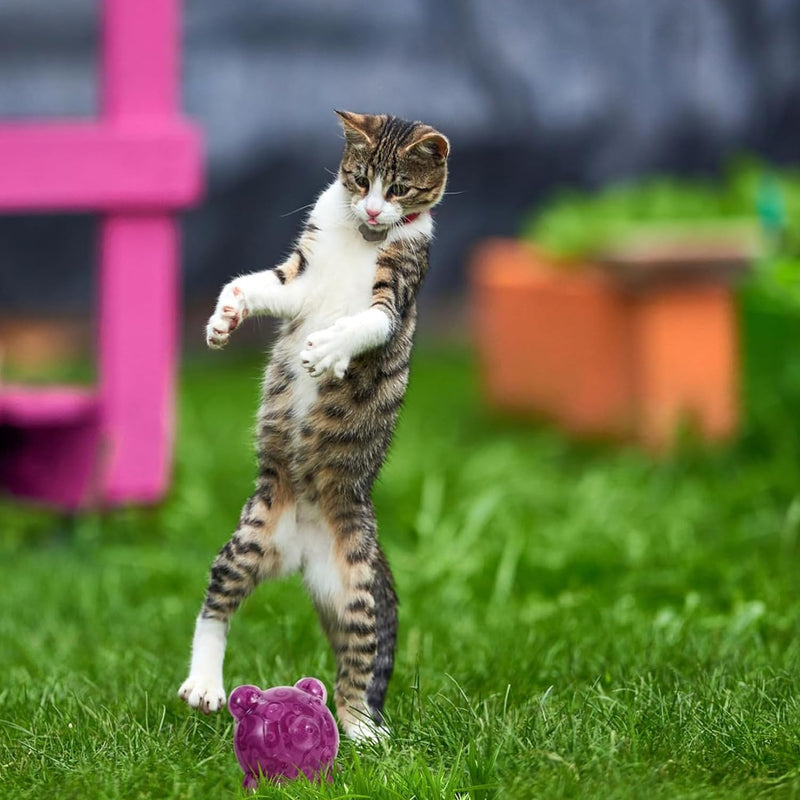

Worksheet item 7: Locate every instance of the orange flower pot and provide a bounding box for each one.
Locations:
[470,238,751,449]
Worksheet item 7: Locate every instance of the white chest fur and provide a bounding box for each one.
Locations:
[273,181,431,421]
[301,230,378,329]
[285,183,381,417]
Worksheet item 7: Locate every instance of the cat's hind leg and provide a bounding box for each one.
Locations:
[365,544,398,722]
[179,480,298,713]
[301,496,398,741]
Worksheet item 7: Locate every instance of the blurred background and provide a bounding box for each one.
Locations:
[1,0,799,339]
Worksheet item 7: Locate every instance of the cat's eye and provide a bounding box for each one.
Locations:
[354,175,370,190]
[388,183,409,198]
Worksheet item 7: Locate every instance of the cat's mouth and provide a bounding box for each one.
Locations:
[362,215,394,228]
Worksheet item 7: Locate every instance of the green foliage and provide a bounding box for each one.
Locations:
[521,158,800,262]
[2,338,800,798]
[749,255,800,312]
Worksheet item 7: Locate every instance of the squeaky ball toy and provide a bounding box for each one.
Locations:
[228,678,339,789]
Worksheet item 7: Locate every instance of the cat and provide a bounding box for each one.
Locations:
[178,110,449,741]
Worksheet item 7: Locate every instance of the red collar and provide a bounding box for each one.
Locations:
[402,212,421,225]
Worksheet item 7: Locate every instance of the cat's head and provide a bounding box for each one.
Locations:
[335,111,449,239]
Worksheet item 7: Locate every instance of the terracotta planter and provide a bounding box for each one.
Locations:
[470,238,752,449]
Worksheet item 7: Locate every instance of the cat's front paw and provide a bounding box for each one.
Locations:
[206,283,248,350]
[300,319,356,379]
[178,674,227,714]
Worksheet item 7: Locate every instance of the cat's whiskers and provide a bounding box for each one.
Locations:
[280,202,317,218]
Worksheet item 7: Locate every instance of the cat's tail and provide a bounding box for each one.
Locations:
[366,543,398,724]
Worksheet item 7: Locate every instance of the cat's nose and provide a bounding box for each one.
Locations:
[365,205,382,219]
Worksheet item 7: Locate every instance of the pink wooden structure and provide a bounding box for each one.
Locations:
[0,0,203,509]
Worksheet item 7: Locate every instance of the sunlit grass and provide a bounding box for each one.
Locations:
[2,294,800,798]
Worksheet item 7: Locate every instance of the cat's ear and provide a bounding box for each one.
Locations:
[335,109,378,148]
[402,130,450,163]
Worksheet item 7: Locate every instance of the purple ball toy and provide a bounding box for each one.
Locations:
[228,678,339,789]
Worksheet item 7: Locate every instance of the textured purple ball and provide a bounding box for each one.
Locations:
[228,678,339,790]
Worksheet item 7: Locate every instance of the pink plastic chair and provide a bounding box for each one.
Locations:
[0,0,203,509]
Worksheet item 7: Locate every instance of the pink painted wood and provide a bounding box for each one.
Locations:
[0,387,98,427]
[0,123,201,211]
[0,0,203,509]
[99,215,179,505]
[0,388,101,507]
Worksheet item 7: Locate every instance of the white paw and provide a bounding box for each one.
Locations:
[343,718,389,744]
[178,675,227,714]
[299,318,357,379]
[206,283,248,350]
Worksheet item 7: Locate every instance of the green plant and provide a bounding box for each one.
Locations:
[521,158,800,262]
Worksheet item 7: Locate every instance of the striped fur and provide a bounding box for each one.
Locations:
[180,112,448,740]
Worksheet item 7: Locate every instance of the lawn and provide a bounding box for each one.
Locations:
[2,289,800,799]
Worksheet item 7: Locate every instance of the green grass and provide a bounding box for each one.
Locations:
[2,292,800,798]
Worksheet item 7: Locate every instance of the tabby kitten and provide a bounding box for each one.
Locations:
[178,111,449,740]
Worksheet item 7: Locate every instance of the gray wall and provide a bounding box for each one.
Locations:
[1,0,798,312]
